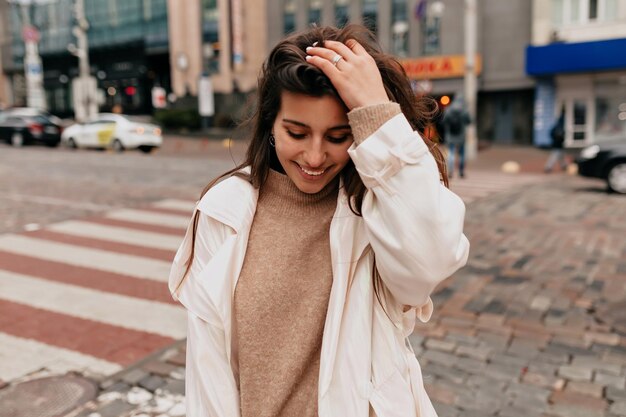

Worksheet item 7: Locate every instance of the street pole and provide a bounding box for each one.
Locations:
[464,0,478,159]
[16,1,46,109]
[69,0,97,122]
[74,0,89,80]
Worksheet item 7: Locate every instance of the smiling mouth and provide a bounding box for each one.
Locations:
[296,163,326,176]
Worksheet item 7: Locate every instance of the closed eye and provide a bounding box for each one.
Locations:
[327,134,352,144]
[287,130,306,139]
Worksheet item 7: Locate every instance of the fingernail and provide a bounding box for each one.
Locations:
[306,46,312,52]
[305,55,312,61]
[312,41,318,47]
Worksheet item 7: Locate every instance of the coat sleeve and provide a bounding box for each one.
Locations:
[169,212,241,416]
[347,111,470,308]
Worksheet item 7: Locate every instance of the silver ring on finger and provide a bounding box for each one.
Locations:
[331,54,344,67]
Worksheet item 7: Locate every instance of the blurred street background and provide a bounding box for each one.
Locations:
[0,1,625,417]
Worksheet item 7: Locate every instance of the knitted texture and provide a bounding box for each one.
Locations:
[234,169,338,417]
[348,101,402,144]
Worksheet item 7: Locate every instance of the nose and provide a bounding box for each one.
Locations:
[303,140,327,168]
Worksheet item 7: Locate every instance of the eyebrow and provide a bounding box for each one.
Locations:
[282,119,351,130]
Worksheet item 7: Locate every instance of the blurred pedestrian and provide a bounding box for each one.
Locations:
[544,110,568,173]
[442,94,471,178]
[169,24,469,417]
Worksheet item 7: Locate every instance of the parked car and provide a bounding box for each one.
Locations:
[61,113,162,153]
[576,141,626,194]
[3,107,64,126]
[0,112,62,147]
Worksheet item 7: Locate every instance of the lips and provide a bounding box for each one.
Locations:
[296,163,326,176]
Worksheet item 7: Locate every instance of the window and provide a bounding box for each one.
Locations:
[572,100,587,141]
[552,0,616,26]
[335,0,349,28]
[202,0,219,73]
[284,0,295,34]
[589,0,598,19]
[309,0,322,26]
[363,0,377,35]
[594,78,626,142]
[391,0,408,57]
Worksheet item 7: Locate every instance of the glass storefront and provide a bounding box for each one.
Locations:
[6,0,169,116]
[202,0,219,74]
[594,77,626,143]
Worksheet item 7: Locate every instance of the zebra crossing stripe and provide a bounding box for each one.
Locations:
[0,332,122,381]
[0,270,186,339]
[46,220,183,251]
[0,250,174,304]
[105,209,190,229]
[151,199,196,212]
[0,234,172,282]
[83,216,185,236]
[26,229,175,262]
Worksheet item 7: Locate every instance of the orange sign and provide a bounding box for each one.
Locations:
[400,55,482,80]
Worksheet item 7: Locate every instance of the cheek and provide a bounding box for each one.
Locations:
[332,144,352,167]
[274,136,299,161]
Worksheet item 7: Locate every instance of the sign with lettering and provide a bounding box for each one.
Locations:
[400,55,482,80]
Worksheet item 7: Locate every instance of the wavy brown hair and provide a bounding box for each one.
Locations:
[178,25,448,296]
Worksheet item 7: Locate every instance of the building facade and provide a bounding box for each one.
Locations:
[527,0,626,148]
[0,0,12,108]
[267,0,535,144]
[1,0,539,144]
[1,0,171,116]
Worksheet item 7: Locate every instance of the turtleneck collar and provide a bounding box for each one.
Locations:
[258,169,339,216]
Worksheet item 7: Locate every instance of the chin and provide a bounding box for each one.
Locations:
[294,180,327,194]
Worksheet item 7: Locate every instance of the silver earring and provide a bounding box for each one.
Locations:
[269,134,276,147]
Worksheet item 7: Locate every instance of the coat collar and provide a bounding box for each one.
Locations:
[197,171,258,233]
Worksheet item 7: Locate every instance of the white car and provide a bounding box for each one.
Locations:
[61,113,162,153]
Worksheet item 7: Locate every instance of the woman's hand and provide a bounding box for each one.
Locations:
[305,39,390,111]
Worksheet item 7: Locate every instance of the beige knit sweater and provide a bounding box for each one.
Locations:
[234,102,402,417]
[234,170,338,417]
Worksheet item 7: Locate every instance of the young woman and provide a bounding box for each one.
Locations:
[169,25,469,417]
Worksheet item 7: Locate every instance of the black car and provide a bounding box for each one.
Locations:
[576,141,626,194]
[0,113,62,147]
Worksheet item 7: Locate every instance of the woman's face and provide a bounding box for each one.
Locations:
[272,91,353,194]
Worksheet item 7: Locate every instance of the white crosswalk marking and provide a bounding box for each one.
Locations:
[0,270,187,339]
[106,209,190,228]
[151,199,196,212]
[0,333,121,381]
[0,234,172,282]
[48,220,183,250]
[0,198,195,382]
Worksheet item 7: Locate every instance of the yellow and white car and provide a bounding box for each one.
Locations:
[61,113,162,153]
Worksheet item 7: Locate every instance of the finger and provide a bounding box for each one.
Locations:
[305,54,341,76]
[306,45,347,68]
[319,40,357,61]
[344,39,368,56]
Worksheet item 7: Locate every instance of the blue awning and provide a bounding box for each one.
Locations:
[526,37,626,76]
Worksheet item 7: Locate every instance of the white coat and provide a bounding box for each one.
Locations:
[169,113,470,417]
